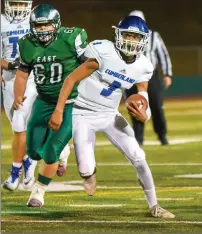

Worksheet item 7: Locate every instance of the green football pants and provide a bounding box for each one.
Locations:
[26,98,73,164]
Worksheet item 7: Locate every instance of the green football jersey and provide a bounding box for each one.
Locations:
[18,26,88,103]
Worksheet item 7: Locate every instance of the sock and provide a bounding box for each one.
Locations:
[13,162,22,168]
[134,159,158,208]
[59,144,71,165]
[38,173,52,186]
[144,189,157,209]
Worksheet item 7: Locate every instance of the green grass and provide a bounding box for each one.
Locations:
[1,99,202,233]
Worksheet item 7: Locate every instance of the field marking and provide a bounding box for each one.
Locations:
[1,211,47,214]
[68,204,123,207]
[2,137,202,149]
[175,174,202,178]
[2,181,202,193]
[1,220,202,224]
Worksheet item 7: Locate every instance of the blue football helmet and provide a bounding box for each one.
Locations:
[112,16,150,57]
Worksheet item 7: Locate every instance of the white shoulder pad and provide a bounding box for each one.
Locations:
[135,55,154,83]
[84,40,114,69]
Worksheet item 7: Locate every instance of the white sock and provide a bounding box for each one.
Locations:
[144,189,157,209]
[134,159,158,209]
[13,162,22,168]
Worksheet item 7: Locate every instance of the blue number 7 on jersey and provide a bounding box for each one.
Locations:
[100,80,121,97]
[9,36,19,58]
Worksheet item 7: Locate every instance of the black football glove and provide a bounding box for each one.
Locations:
[7,57,20,70]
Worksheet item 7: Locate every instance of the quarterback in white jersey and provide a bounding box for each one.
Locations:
[49,16,175,218]
[1,0,37,191]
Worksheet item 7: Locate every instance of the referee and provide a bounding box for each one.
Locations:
[125,10,172,145]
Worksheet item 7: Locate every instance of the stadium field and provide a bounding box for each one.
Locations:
[1,99,202,233]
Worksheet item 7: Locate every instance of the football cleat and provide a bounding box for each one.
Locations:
[57,144,71,177]
[83,173,96,196]
[23,157,37,189]
[27,182,47,208]
[150,204,175,218]
[3,165,22,191]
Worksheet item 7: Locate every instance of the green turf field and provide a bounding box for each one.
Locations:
[1,99,202,233]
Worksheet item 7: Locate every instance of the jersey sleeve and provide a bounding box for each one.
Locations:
[18,37,32,73]
[84,40,106,70]
[135,57,154,83]
[74,29,88,57]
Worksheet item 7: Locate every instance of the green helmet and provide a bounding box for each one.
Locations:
[30,4,61,44]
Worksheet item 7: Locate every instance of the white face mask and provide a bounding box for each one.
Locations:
[113,26,150,57]
[5,0,32,23]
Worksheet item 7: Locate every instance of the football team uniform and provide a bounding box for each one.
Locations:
[1,14,37,132]
[18,27,88,164]
[72,40,154,176]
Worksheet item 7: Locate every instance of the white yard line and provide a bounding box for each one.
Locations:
[1,220,202,224]
[2,211,47,214]
[2,137,202,149]
[68,204,123,207]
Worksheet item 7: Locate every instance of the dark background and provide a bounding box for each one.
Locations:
[2,0,202,46]
[1,0,202,96]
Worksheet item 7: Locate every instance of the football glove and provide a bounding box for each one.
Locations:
[8,57,20,70]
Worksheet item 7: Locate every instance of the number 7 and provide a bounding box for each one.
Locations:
[9,37,19,58]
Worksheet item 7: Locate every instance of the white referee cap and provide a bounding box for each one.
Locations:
[128,10,146,21]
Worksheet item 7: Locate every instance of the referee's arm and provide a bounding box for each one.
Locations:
[155,32,172,88]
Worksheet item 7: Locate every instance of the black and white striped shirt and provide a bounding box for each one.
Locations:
[145,31,172,77]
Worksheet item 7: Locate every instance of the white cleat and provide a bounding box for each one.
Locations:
[57,144,71,177]
[150,204,175,218]
[23,158,37,189]
[3,165,22,191]
[83,173,96,196]
[27,182,47,208]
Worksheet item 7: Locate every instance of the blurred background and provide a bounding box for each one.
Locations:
[1,0,202,98]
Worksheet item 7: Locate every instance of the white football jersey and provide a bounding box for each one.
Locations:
[74,40,154,114]
[1,14,31,81]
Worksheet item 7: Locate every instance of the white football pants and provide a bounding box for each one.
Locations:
[2,77,37,132]
[73,112,146,177]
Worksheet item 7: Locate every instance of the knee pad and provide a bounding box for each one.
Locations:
[11,110,27,132]
[80,167,96,178]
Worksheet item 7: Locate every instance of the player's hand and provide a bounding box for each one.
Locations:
[163,76,172,89]
[48,109,63,131]
[126,101,148,123]
[12,96,26,110]
[8,57,20,70]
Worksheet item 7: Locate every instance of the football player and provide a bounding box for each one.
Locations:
[49,16,175,218]
[1,0,37,191]
[13,4,88,207]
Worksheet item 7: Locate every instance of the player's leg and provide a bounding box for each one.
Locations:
[57,143,71,177]
[148,75,168,145]
[104,113,175,218]
[16,79,38,189]
[73,114,96,196]
[2,79,37,190]
[27,103,73,207]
